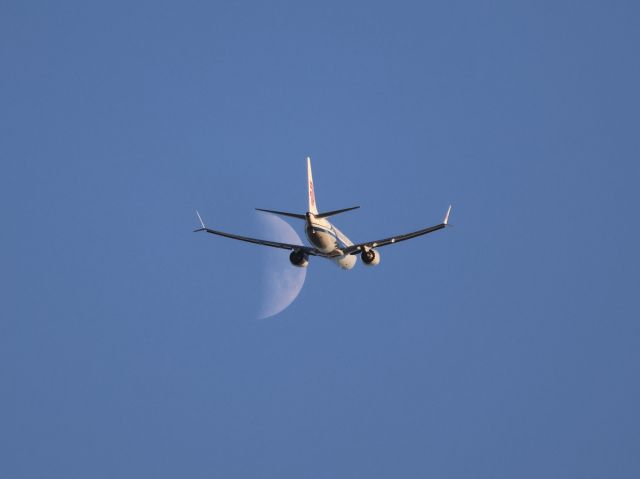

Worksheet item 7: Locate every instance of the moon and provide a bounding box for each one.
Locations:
[256,213,307,319]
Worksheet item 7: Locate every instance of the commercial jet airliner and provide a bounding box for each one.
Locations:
[194,158,451,269]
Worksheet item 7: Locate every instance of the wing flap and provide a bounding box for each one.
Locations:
[195,226,323,256]
[194,211,325,256]
[341,206,452,255]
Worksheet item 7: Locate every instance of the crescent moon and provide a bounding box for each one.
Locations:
[256,213,307,319]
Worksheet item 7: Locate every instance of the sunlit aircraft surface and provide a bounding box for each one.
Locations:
[194,158,451,269]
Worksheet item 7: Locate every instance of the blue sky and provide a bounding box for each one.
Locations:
[2,1,639,477]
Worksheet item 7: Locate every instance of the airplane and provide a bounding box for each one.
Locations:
[194,157,451,269]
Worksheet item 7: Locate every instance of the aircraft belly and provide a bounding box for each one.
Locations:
[333,254,356,269]
[306,229,336,253]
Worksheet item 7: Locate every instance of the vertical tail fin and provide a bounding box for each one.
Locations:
[307,156,319,214]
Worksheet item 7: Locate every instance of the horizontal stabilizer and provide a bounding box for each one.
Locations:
[315,206,360,219]
[255,208,306,219]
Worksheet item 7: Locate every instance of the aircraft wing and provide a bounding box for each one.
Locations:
[341,205,452,255]
[193,211,323,256]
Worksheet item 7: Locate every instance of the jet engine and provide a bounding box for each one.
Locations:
[289,249,309,268]
[360,248,381,266]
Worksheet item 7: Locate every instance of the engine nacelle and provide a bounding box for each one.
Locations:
[360,248,381,266]
[289,249,309,268]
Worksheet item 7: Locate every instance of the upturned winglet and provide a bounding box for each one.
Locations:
[194,210,206,232]
[443,205,452,225]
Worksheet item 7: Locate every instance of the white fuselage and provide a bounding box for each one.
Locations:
[304,213,357,269]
